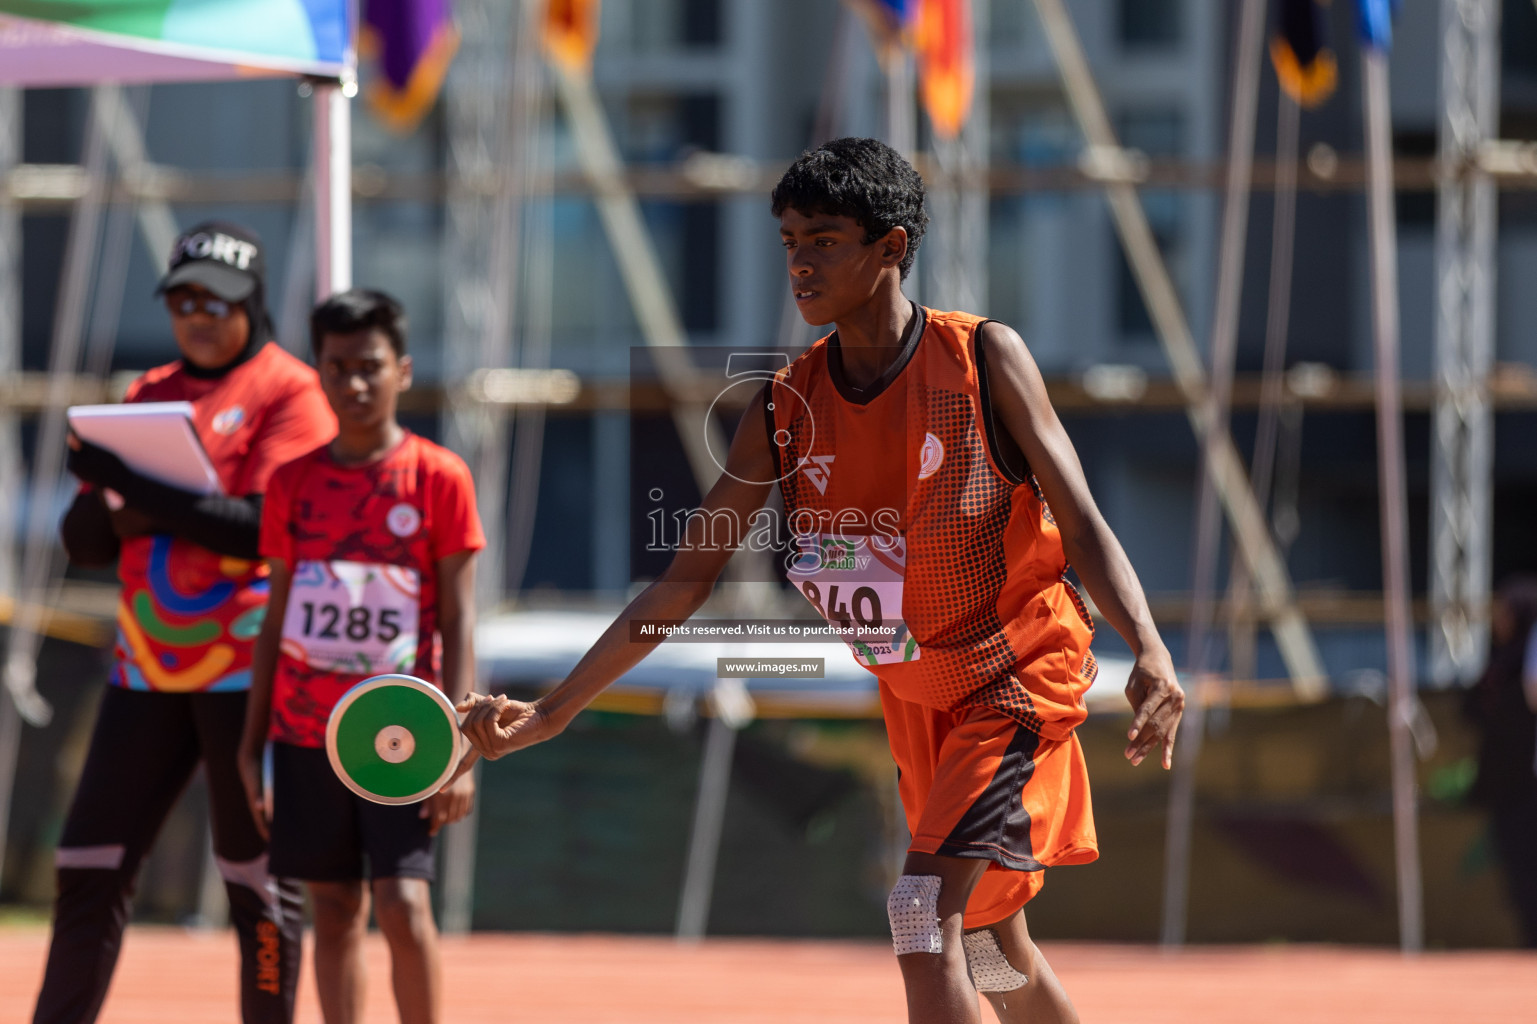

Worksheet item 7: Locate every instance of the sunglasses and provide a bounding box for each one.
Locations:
[166,293,234,319]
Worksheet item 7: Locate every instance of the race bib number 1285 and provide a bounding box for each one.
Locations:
[281,560,421,675]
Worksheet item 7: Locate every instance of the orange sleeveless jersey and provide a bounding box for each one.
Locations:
[767,307,1097,739]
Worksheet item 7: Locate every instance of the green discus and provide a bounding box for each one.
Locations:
[325,674,463,805]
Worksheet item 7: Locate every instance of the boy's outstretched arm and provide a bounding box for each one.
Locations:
[238,560,292,840]
[422,550,477,835]
[980,321,1185,769]
[456,392,777,766]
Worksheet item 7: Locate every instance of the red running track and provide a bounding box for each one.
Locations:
[2,925,1535,1023]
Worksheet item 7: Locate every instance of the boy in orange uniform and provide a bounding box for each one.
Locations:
[239,290,482,1024]
[457,139,1184,1024]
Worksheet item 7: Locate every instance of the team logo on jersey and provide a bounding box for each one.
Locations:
[918,432,944,479]
[802,454,835,494]
[212,405,245,436]
[386,502,421,538]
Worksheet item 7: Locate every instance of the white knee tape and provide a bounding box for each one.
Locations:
[963,929,1029,992]
[887,874,944,955]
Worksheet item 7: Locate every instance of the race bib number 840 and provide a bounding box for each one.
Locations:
[788,534,920,667]
[281,560,421,675]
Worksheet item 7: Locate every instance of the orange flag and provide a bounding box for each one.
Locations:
[914,0,973,140]
[1271,0,1337,108]
[544,0,601,73]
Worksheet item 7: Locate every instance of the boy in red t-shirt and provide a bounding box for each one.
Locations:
[239,289,482,1024]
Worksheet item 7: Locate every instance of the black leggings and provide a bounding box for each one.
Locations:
[1491,792,1537,947]
[32,686,303,1024]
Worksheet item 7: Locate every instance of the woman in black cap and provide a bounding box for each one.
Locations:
[32,221,337,1024]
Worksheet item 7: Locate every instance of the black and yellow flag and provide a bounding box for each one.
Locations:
[1271,0,1337,108]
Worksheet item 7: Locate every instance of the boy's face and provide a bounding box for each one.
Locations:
[317,328,412,431]
[779,207,907,326]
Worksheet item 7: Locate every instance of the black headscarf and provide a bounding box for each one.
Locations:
[179,280,274,380]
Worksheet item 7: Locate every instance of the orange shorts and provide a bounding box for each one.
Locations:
[879,681,1099,929]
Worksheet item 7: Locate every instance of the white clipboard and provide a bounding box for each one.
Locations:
[66,401,222,496]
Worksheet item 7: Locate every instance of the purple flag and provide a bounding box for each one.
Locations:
[361,0,459,133]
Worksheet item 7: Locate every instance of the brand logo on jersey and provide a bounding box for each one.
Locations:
[802,454,835,494]
[918,432,944,479]
[386,503,421,537]
[211,405,245,436]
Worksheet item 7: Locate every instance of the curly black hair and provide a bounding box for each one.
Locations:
[770,137,928,280]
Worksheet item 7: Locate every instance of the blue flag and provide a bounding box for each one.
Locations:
[1356,0,1399,51]
[846,0,916,57]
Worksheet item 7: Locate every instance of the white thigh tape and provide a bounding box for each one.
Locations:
[963,929,1029,992]
[887,874,944,955]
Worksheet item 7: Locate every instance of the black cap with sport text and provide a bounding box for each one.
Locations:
[154,220,265,302]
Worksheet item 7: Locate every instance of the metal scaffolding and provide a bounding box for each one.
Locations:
[0,0,1516,949]
[438,0,536,934]
[1163,0,1268,947]
[1029,0,1326,695]
[1430,0,1499,687]
[924,1,989,315]
[442,0,522,610]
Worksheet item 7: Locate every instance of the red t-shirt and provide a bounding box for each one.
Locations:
[112,343,337,693]
[260,432,486,747]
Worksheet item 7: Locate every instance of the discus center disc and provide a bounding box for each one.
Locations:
[329,675,458,803]
[374,724,416,763]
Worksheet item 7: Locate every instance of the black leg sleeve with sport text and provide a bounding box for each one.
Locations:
[32,688,302,1024]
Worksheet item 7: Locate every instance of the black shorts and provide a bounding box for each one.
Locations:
[266,742,436,882]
